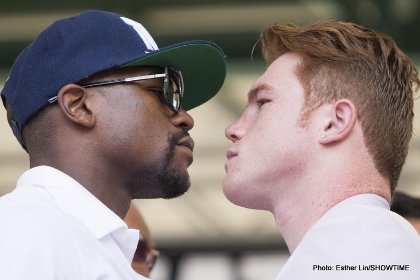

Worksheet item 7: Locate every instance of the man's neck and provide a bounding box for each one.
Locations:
[271,180,390,253]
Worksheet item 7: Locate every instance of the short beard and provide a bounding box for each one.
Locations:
[132,131,191,199]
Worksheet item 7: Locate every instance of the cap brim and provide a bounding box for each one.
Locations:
[122,41,227,111]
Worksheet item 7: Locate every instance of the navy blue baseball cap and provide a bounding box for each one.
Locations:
[1,10,227,150]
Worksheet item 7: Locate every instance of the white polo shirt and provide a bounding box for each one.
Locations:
[276,194,420,280]
[0,166,148,280]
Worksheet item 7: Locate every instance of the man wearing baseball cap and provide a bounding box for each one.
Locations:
[0,10,226,279]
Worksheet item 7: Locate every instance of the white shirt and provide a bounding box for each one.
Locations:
[276,194,420,280]
[0,166,148,280]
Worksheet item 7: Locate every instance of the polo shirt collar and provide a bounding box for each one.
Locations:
[16,165,132,240]
[333,193,390,211]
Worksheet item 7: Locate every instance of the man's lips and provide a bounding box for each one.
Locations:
[226,149,238,159]
[225,149,237,172]
[177,137,194,152]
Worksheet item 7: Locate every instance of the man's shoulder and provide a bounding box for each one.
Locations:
[0,192,87,279]
[321,196,419,239]
[277,199,420,280]
[288,196,420,267]
[0,188,73,237]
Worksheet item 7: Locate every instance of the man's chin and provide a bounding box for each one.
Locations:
[222,178,241,204]
[172,152,193,171]
[223,178,266,210]
[133,181,190,199]
[162,184,190,199]
[159,168,191,199]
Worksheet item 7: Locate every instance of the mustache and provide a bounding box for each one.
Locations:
[166,130,191,161]
[170,130,190,146]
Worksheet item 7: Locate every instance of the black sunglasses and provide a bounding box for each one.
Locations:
[132,237,160,272]
[48,66,184,112]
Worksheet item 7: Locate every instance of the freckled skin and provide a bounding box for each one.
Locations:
[224,53,313,210]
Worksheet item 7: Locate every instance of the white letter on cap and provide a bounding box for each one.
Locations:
[120,17,159,51]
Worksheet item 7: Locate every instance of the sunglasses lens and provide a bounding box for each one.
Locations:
[145,249,160,271]
[132,239,148,262]
[165,67,183,111]
[171,93,181,111]
[132,239,159,271]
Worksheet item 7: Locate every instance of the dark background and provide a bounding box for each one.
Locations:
[1,0,420,69]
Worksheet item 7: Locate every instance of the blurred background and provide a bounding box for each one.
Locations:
[1,0,420,279]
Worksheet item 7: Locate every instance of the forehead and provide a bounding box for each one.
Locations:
[259,52,302,86]
[248,52,303,100]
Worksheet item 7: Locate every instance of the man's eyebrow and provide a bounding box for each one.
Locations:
[248,84,273,101]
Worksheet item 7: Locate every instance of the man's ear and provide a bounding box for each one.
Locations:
[56,84,95,128]
[319,99,357,145]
